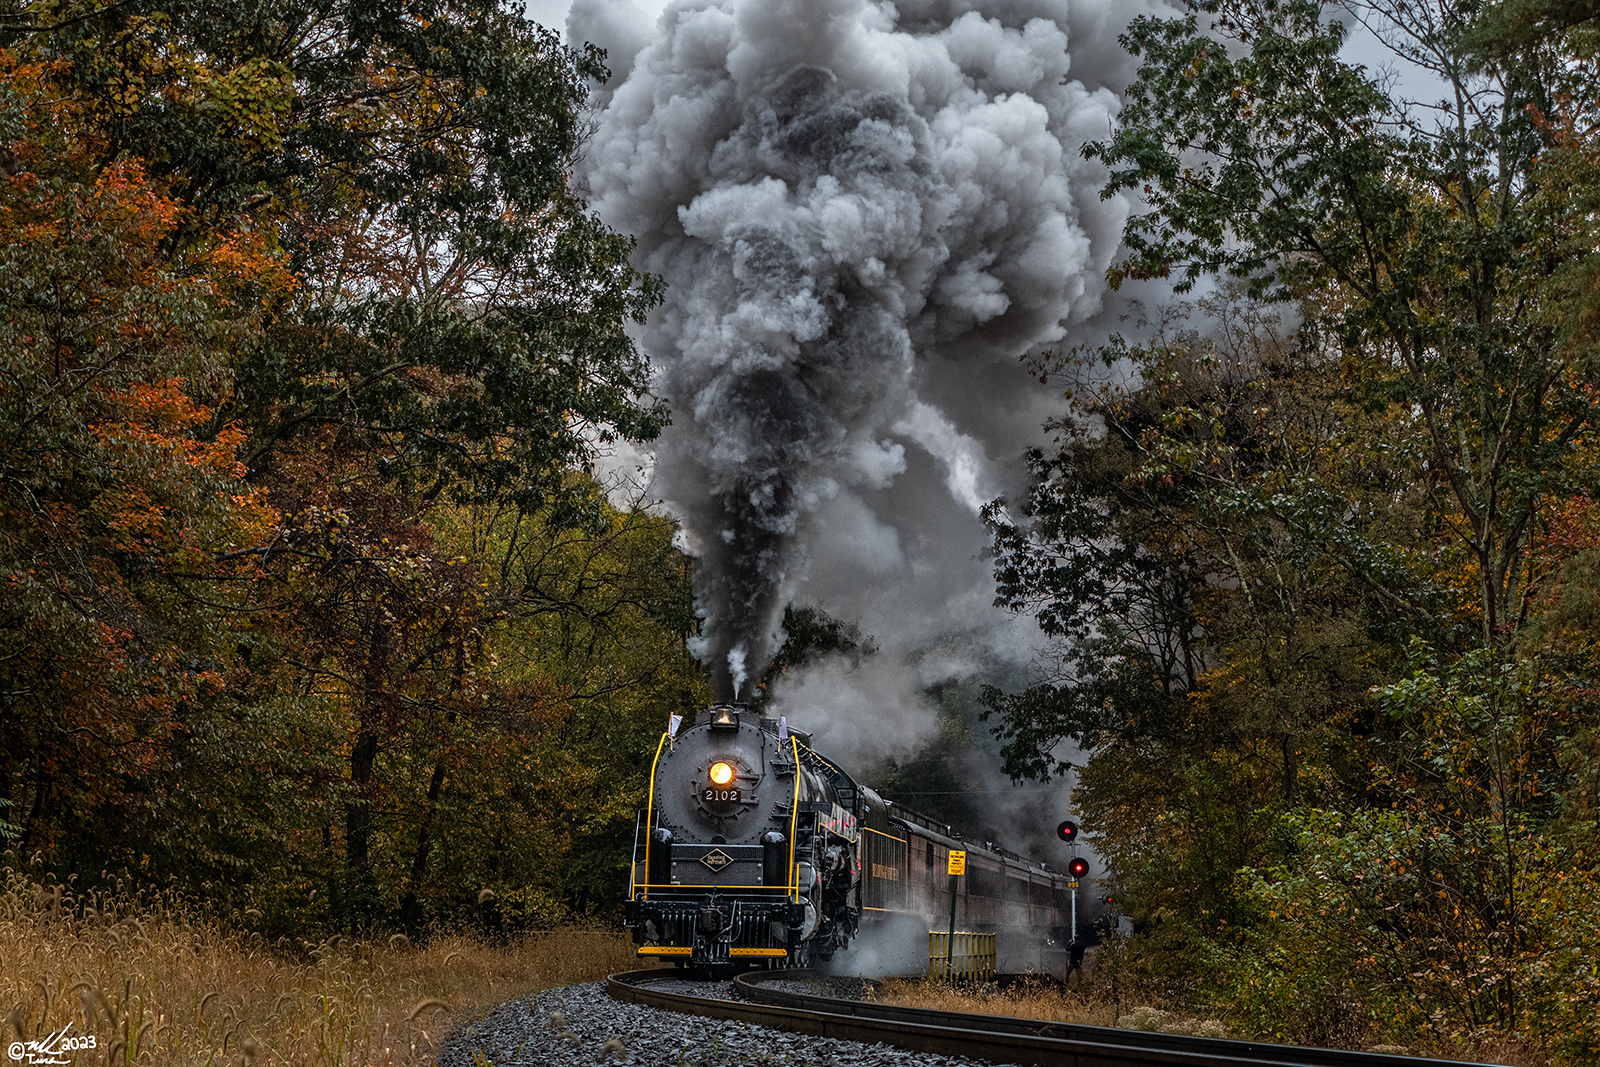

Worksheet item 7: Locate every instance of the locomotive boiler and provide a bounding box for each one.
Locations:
[627,702,1098,974]
[625,702,866,968]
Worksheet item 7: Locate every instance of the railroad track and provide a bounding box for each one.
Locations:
[606,969,1493,1067]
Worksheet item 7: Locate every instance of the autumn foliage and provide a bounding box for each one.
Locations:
[980,1,1600,1061]
[0,0,705,936]
[1,45,283,855]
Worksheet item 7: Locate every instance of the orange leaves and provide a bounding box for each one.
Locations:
[1542,494,1600,556]
[87,159,183,240]
[0,36,298,847]
[0,36,288,576]
[101,377,211,432]
[89,378,275,559]
[1,43,297,333]
[0,49,91,173]
[205,227,298,304]
[1,155,175,255]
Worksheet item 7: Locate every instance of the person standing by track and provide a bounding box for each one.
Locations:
[1065,938,1087,984]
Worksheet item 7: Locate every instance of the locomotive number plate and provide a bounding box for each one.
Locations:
[702,788,741,802]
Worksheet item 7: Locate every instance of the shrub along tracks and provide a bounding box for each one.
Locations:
[607,969,1493,1067]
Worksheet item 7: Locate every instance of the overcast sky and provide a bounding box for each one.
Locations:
[526,0,665,39]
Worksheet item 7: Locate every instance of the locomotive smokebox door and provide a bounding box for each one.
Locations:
[697,758,753,817]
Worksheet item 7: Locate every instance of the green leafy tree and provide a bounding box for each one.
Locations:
[1093,0,1600,647]
[400,488,710,924]
[983,0,1600,1053]
[983,293,1412,972]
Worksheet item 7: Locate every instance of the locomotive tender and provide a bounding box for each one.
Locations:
[625,703,1088,972]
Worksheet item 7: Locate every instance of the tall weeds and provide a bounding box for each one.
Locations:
[874,976,1123,1029]
[0,869,640,1065]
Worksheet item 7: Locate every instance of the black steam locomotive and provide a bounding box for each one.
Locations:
[625,703,1091,972]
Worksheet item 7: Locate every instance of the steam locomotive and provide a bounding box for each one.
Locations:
[624,703,1091,972]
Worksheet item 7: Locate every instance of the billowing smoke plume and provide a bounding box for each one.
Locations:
[578,0,1145,703]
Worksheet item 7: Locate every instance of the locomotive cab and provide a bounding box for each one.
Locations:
[626,704,861,972]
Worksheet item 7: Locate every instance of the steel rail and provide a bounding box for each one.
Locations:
[606,969,1494,1067]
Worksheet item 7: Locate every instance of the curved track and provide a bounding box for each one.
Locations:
[606,969,1492,1067]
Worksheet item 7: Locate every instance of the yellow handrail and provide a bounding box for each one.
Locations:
[788,735,801,900]
[639,731,669,901]
[633,883,790,890]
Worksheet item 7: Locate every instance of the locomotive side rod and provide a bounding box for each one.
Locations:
[607,970,1491,1067]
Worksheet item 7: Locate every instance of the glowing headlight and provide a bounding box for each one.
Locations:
[709,761,736,786]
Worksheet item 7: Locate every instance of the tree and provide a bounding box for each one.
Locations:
[982,292,1413,965]
[399,486,709,924]
[1,0,695,927]
[0,44,299,872]
[1092,0,1600,648]
[980,0,1600,1052]
[984,291,1408,779]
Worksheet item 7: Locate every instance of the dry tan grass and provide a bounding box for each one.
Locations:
[874,976,1125,1030]
[875,978,1548,1066]
[0,869,646,1066]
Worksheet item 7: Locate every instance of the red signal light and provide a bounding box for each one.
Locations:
[1068,857,1090,878]
[1056,820,1079,843]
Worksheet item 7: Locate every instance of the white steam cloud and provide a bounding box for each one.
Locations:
[577,0,1152,736]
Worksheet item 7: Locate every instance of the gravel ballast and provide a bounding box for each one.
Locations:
[438,979,1017,1067]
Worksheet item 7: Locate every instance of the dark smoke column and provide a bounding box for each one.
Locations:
[580,0,1135,699]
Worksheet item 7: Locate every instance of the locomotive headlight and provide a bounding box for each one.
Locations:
[709,761,736,786]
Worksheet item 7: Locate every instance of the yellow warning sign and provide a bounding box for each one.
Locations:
[947,850,966,876]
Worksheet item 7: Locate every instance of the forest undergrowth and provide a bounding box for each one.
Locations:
[0,869,641,1066]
